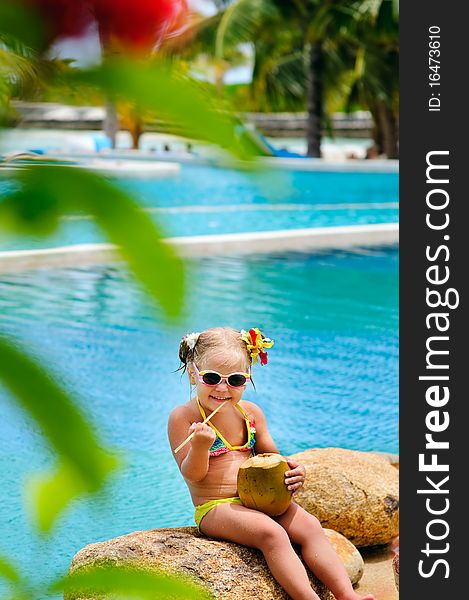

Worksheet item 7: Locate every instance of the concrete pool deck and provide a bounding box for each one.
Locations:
[0,223,398,273]
[259,157,398,173]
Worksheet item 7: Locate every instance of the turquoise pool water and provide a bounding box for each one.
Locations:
[0,247,398,594]
[0,164,398,251]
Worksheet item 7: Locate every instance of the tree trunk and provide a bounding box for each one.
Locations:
[376,100,398,159]
[130,116,143,150]
[98,31,120,150]
[368,102,383,153]
[368,102,382,150]
[306,42,324,157]
[214,60,226,97]
[103,101,119,149]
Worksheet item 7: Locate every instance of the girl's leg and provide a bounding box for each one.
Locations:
[200,502,319,600]
[275,503,375,600]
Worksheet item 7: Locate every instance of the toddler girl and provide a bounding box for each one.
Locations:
[168,327,375,600]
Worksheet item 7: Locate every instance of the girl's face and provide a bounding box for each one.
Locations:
[188,353,250,412]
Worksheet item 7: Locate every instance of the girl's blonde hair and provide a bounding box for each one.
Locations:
[178,327,250,373]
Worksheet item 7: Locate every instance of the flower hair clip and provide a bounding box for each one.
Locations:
[240,328,274,365]
[183,332,200,351]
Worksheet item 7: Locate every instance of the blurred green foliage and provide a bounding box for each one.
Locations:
[67,60,258,159]
[55,564,213,600]
[0,1,44,50]
[0,164,186,317]
[0,1,258,598]
[0,336,120,532]
[0,556,20,585]
[0,553,31,600]
[181,0,399,156]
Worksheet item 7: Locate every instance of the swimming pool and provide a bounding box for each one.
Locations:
[0,164,398,252]
[0,247,398,593]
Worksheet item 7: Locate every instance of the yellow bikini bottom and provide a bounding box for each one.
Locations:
[194,497,244,531]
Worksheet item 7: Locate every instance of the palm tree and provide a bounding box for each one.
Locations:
[197,0,341,156]
[344,0,399,157]
[211,0,343,156]
[198,0,398,157]
[0,34,80,126]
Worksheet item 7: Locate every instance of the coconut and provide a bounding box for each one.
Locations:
[237,453,293,516]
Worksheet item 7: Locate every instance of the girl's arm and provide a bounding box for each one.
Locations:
[168,407,216,482]
[246,402,279,454]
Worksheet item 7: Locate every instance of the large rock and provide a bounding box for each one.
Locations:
[371,452,400,470]
[324,528,364,585]
[69,527,334,600]
[290,448,399,547]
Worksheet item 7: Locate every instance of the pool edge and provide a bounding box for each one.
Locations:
[0,223,399,273]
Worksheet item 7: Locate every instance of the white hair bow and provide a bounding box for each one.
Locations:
[184,332,200,351]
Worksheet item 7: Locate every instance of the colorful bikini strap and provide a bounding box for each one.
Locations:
[240,328,274,365]
[196,397,252,451]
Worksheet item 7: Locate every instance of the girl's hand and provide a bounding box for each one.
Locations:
[189,422,216,450]
[285,458,306,496]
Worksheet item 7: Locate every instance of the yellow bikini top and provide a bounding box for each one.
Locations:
[196,396,256,457]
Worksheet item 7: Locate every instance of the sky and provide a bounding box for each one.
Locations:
[192,0,217,15]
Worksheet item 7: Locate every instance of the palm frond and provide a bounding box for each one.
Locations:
[0,46,40,94]
[215,0,278,59]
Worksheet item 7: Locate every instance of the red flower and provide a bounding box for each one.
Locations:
[23,0,187,52]
[94,0,187,53]
[249,328,269,365]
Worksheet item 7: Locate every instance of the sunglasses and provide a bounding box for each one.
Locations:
[192,363,251,388]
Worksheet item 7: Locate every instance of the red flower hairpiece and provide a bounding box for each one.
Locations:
[240,328,274,365]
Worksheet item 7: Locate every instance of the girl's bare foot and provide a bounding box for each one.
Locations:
[337,593,376,600]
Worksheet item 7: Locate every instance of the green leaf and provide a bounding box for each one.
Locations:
[26,460,109,534]
[0,1,44,50]
[0,164,185,318]
[65,60,257,160]
[0,555,34,600]
[51,564,212,600]
[0,335,120,531]
[0,555,20,583]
